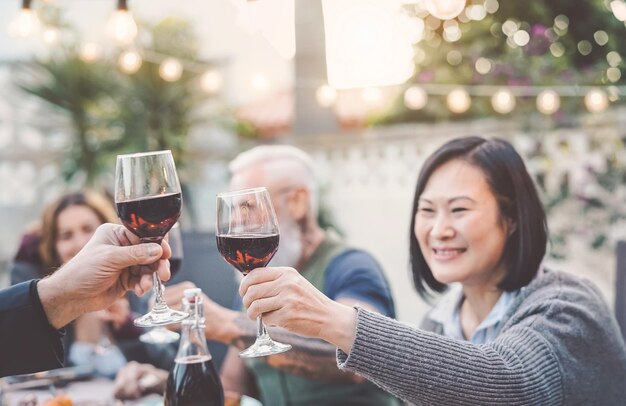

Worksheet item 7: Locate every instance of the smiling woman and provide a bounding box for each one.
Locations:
[414,160,511,290]
[239,136,626,405]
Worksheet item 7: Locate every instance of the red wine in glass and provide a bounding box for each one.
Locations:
[116,192,182,243]
[216,233,279,275]
[216,187,291,358]
[115,150,186,328]
[164,355,224,406]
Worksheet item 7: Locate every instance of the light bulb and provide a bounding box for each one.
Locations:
[491,88,516,114]
[513,30,530,46]
[361,87,383,105]
[316,84,338,107]
[159,58,183,82]
[42,28,59,45]
[404,86,428,110]
[475,58,492,74]
[584,88,609,113]
[611,1,626,22]
[424,0,466,20]
[322,0,416,89]
[251,74,270,93]
[536,89,560,115]
[8,1,41,38]
[447,88,471,113]
[107,0,138,45]
[201,69,223,93]
[118,50,142,74]
[80,42,101,63]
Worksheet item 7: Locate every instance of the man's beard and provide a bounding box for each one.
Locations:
[270,216,303,268]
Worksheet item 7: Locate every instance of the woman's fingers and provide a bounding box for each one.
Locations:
[246,295,282,320]
[239,267,294,296]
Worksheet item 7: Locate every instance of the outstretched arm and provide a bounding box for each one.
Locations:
[163,281,366,382]
[223,298,369,382]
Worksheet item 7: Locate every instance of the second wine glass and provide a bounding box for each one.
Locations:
[216,187,291,358]
[115,150,187,327]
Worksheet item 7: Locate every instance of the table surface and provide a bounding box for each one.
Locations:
[3,378,162,406]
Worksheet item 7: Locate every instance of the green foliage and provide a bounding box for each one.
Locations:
[15,8,220,186]
[16,48,119,184]
[375,1,626,125]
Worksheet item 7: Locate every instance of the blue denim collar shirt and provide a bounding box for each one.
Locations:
[427,283,520,344]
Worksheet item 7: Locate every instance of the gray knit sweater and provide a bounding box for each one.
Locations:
[337,270,626,405]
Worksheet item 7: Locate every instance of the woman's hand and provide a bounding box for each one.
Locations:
[239,267,357,352]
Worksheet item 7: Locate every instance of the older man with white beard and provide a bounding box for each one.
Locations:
[114,146,398,405]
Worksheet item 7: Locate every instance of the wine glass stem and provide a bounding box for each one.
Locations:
[257,315,269,339]
[152,272,167,311]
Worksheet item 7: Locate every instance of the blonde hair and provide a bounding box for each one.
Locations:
[39,191,117,273]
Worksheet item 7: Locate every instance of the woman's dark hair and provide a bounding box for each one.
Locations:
[410,136,547,299]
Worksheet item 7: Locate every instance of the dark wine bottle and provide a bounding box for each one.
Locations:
[164,288,224,406]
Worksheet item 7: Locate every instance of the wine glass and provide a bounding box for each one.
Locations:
[216,187,292,358]
[115,150,188,327]
[140,222,183,344]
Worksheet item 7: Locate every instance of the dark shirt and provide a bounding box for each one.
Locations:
[324,249,396,318]
[0,280,64,377]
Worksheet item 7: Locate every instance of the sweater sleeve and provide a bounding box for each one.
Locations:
[337,307,563,405]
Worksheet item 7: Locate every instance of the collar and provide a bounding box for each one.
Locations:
[427,284,519,343]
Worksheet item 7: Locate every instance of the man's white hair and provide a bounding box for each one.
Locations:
[229,145,319,216]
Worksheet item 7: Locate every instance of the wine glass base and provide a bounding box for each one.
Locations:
[139,327,180,344]
[134,309,188,328]
[239,338,292,358]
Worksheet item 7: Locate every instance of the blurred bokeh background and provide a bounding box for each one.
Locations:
[0,0,625,326]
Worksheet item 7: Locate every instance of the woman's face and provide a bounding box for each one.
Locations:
[414,159,511,289]
[55,205,102,264]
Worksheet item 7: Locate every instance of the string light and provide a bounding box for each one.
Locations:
[475,57,492,74]
[118,50,142,74]
[8,0,41,38]
[79,42,101,63]
[584,88,609,113]
[42,27,59,45]
[393,84,622,115]
[403,86,428,110]
[362,87,383,105]
[201,69,223,94]
[610,1,626,22]
[159,58,183,82]
[607,67,622,82]
[536,89,560,115]
[491,88,516,114]
[447,87,471,113]
[322,0,415,89]
[594,30,609,46]
[465,4,487,21]
[316,84,338,107]
[251,73,270,93]
[107,0,138,45]
[512,30,530,46]
[423,0,466,20]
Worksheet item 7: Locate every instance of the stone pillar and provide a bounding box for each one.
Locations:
[293,0,338,136]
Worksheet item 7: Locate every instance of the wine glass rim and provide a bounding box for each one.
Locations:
[217,187,268,197]
[117,150,172,159]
